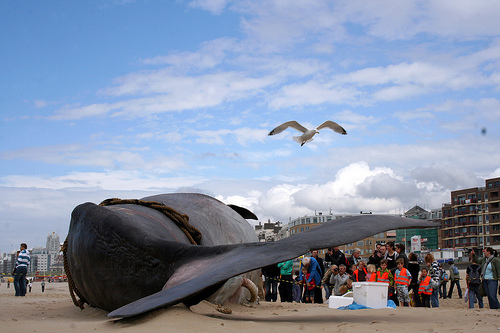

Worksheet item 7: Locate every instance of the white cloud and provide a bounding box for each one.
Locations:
[189,0,230,15]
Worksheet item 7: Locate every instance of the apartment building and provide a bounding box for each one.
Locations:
[441,177,500,250]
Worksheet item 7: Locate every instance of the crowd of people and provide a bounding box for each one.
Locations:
[262,243,500,310]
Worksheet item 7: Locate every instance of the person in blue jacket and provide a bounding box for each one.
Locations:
[299,256,323,302]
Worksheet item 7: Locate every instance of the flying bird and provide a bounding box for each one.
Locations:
[268,120,347,146]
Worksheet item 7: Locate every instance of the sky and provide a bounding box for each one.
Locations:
[1,0,500,253]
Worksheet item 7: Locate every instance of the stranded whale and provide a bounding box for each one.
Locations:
[64,193,438,318]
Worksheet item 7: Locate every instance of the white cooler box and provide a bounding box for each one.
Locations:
[352,282,388,309]
[328,295,354,309]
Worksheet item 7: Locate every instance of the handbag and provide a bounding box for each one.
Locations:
[479,280,487,297]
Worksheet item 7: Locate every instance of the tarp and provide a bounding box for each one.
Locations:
[338,300,396,310]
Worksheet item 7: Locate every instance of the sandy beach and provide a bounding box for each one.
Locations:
[1,279,500,333]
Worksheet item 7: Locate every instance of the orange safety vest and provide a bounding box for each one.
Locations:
[376,270,390,284]
[418,276,432,295]
[353,268,368,282]
[395,268,411,286]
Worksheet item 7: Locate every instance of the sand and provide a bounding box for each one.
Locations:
[1,280,499,333]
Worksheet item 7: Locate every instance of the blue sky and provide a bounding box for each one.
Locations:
[1,0,500,252]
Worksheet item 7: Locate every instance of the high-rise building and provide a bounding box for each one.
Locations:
[441,177,500,250]
[46,232,60,254]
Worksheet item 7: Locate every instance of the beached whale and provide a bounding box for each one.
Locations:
[64,193,438,318]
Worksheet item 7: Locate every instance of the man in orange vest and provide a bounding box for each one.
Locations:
[418,267,432,307]
[394,258,412,306]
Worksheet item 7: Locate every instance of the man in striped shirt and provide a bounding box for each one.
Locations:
[14,243,30,296]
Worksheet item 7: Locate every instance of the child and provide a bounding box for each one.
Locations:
[367,264,377,282]
[418,267,432,307]
[394,258,412,306]
[301,266,316,303]
[376,259,395,302]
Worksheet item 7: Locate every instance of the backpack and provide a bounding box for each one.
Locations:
[468,265,481,286]
[442,272,449,282]
[453,265,459,275]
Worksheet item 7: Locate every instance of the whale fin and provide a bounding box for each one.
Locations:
[227,204,258,220]
[108,214,438,318]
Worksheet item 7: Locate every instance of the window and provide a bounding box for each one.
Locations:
[357,241,364,246]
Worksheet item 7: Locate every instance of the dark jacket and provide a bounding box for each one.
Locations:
[262,263,280,277]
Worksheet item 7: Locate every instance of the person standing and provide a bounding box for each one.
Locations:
[277,259,293,302]
[300,257,323,300]
[385,242,398,271]
[418,267,432,308]
[394,258,412,306]
[474,247,500,309]
[262,263,280,302]
[438,263,448,299]
[447,259,462,299]
[466,253,483,309]
[311,250,324,304]
[395,244,409,268]
[41,280,46,292]
[425,253,441,308]
[14,243,30,297]
[407,252,422,307]
[368,244,383,268]
[329,247,348,268]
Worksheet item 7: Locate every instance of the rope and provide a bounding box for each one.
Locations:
[265,276,324,289]
[62,198,202,310]
[61,238,87,309]
[99,198,202,245]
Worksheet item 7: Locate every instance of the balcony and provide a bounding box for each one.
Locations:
[454,232,477,237]
[453,198,477,205]
[455,220,478,226]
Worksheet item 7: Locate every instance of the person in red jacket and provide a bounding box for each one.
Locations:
[300,266,316,303]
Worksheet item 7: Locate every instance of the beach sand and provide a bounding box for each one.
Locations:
[1,280,499,333]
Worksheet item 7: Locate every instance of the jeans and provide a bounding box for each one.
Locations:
[448,279,462,298]
[265,276,278,302]
[439,281,447,298]
[468,284,484,309]
[14,266,27,296]
[431,288,439,307]
[324,284,331,299]
[483,279,500,309]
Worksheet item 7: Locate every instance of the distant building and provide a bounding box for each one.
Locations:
[285,212,398,258]
[441,177,500,251]
[46,232,60,254]
[396,205,440,251]
[255,220,282,242]
[29,232,62,273]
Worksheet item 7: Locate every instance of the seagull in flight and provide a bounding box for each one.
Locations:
[268,120,347,146]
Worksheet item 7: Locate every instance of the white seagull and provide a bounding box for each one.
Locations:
[268,120,347,146]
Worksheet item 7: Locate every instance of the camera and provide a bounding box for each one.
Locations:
[334,268,339,272]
